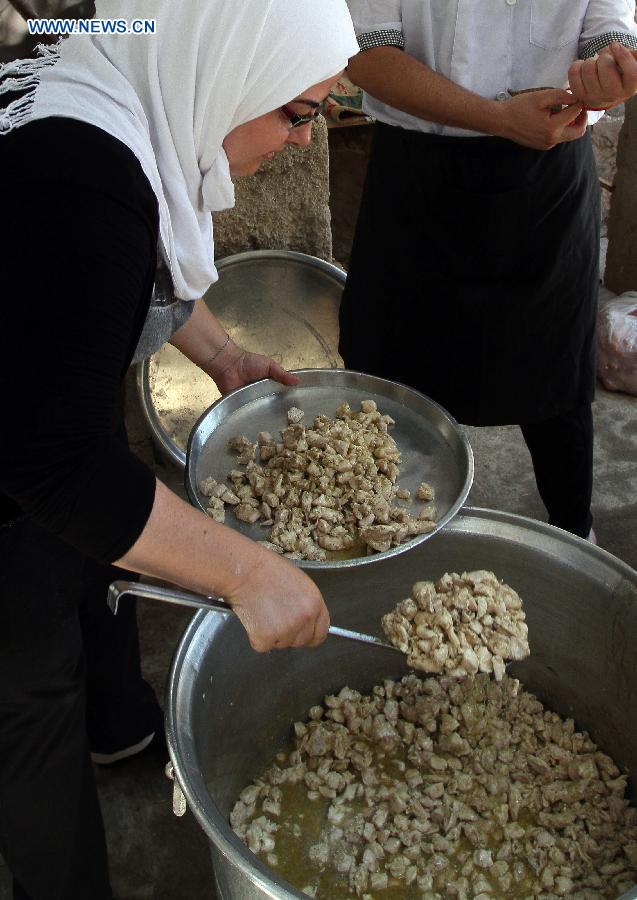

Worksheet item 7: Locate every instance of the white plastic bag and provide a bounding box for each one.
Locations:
[597,291,637,396]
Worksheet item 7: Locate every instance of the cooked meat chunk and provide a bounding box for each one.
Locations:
[201,401,438,560]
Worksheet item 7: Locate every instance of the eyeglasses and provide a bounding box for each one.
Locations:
[281,98,326,130]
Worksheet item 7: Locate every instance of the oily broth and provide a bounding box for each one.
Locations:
[325,541,367,562]
[227,674,637,900]
[254,743,538,899]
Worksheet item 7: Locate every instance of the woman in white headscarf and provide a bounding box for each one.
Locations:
[0,3,357,896]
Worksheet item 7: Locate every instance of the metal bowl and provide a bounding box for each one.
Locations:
[185,368,474,570]
[166,508,637,900]
[137,250,346,468]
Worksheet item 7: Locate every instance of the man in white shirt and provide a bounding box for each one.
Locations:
[339,0,637,540]
[345,0,637,138]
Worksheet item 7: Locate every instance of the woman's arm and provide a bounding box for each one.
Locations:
[1,121,327,653]
[117,478,329,652]
[347,46,587,150]
[169,297,300,394]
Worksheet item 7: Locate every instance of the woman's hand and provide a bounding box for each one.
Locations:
[207,339,300,395]
[169,299,300,395]
[118,480,329,653]
[220,543,330,652]
[568,43,637,111]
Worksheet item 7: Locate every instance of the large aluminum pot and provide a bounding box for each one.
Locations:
[166,508,637,900]
[138,250,347,468]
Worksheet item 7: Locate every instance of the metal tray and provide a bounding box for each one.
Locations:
[185,368,474,571]
[137,250,346,468]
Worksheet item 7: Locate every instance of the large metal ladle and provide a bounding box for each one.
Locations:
[107,580,402,654]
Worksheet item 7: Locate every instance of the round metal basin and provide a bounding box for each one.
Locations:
[185,368,474,571]
[166,509,637,900]
[137,250,346,468]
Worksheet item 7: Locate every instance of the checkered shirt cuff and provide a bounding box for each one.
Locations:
[357,29,405,52]
[581,31,637,59]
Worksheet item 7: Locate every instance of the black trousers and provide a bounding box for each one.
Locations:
[339,125,599,426]
[520,402,594,539]
[0,517,161,900]
[339,124,598,539]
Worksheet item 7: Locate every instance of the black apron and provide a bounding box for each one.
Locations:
[339,123,600,426]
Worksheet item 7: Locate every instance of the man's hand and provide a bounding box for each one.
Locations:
[208,339,300,395]
[494,88,587,150]
[568,43,637,111]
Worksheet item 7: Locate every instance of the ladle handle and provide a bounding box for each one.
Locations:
[108,581,399,654]
[108,580,232,616]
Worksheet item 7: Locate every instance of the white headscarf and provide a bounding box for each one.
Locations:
[0,0,358,299]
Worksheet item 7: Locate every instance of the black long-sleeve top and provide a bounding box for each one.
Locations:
[1,118,159,562]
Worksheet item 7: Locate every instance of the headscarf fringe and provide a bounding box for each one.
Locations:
[0,42,61,134]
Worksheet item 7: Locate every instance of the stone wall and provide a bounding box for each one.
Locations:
[213,117,332,262]
[328,123,373,267]
[605,98,637,294]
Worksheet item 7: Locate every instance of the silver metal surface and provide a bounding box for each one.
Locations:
[107,580,233,617]
[138,250,347,468]
[165,762,188,818]
[185,368,474,571]
[166,508,637,900]
[326,625,396,652]
[108,580,399,653]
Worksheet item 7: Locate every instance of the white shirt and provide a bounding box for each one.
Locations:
[346,0,637,135]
